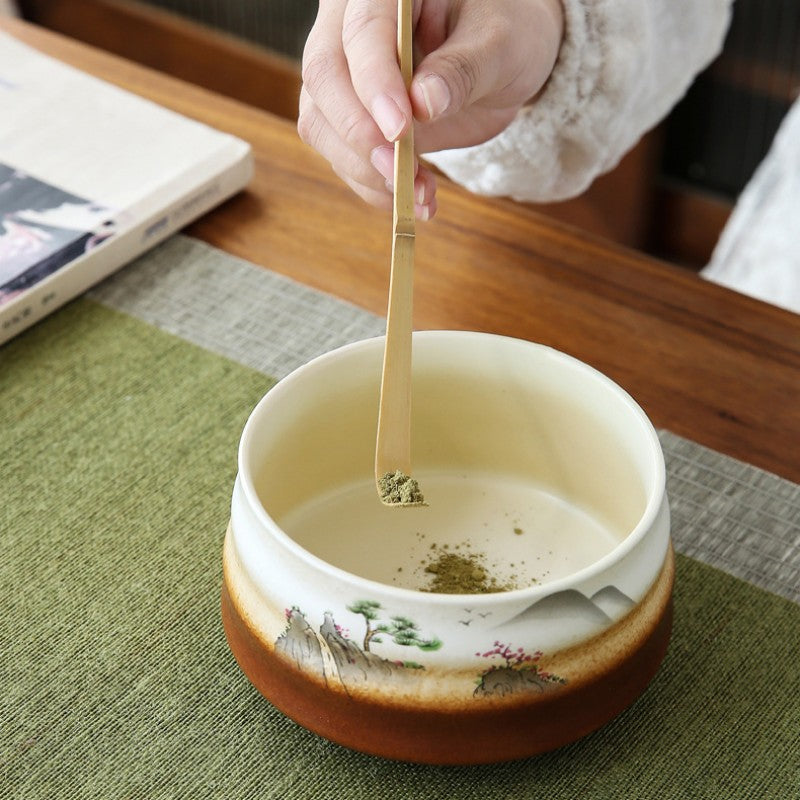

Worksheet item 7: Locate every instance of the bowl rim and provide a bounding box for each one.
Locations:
[236,331,667,606]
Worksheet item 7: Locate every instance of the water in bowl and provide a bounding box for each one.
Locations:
[277,471,624,593]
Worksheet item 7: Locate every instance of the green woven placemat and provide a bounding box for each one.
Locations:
[2,299,799,799]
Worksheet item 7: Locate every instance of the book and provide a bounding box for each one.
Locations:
[0,31,253,345]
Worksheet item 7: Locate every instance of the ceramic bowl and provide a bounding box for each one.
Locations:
[221,332,673,764]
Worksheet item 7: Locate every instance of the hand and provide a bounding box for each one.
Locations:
[298,0,564,220]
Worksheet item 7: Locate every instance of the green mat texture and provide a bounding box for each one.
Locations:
[1,298,799,799]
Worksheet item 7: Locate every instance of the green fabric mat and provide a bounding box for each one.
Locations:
[2,299,799,799]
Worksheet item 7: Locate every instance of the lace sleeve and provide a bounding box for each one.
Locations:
[424,0,733,202]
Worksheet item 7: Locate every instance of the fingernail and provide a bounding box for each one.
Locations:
[370,145,395,182]
[420,196,437,221]
[415,178,426,205]
[418,74,451,120]
[371,94,406,142]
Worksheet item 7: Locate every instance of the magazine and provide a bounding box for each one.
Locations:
[0,31,253,344]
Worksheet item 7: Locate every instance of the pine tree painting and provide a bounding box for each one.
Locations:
[347,599,442,654]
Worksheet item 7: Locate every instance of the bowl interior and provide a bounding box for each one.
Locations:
[241,333,662,593]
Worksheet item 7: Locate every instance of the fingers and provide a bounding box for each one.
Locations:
[299,2,386,157]
[299,0,563,216]
[299,84,385,194]
[301,0,412,153]
[370,144,440,220]
[298,5,392,210]
[300,88,438,219]
[299,0,440,218]
[341,1,413,141]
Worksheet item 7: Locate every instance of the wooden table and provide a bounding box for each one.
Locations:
[5,17,800,484]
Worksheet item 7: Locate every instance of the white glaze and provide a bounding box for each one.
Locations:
[229,332,670,669]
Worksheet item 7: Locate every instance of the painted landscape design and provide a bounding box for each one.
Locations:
[496,585,636,644]
[473,640,566,697]
[274,599,568,698]
[275,601,441,693]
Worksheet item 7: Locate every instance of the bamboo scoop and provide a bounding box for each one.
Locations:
[374,0,425,507]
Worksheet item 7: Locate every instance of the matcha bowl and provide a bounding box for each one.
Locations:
[222,332,673,764]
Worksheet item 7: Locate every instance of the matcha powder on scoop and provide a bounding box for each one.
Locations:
[378,470,425,506]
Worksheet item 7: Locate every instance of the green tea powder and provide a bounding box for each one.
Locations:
[421,544,515,594]
[379,470,425,506]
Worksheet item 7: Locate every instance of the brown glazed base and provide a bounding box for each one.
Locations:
[222,542,674,765]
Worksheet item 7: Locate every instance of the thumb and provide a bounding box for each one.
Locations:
[409,16,505,122]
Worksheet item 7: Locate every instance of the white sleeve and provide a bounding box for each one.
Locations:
[701,97,800,314]
[425,0,734,202]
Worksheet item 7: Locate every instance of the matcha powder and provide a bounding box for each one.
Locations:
[378,470,425,506]
[421,545,515,594]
